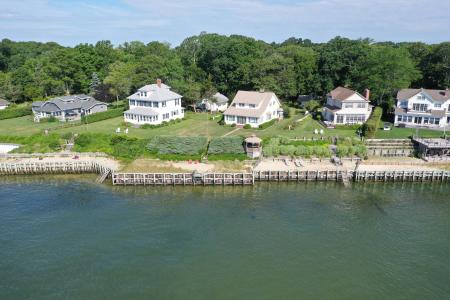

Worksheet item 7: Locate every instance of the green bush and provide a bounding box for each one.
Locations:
[147,136,208,155]
[243,124,252,129]
[207,136,245,154]
[363,107,382,138]
[81,108,124,124]
[258,119,276,130]
[0,105,32,120]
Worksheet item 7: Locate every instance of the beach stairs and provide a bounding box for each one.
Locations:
[96,169,111,184]
[365,139,414,157]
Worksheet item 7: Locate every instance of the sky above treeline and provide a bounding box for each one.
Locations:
[0,0,449,46]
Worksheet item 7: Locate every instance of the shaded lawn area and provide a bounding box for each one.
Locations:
[53,112,234,138]
[374,126,445,139]
[0,115,70,136]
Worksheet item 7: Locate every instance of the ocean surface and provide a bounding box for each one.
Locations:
[1,176,450,300]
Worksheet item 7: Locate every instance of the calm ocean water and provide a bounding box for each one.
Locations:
[1,176,449,300]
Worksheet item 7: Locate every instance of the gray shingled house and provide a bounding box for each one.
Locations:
[32,94,107,122]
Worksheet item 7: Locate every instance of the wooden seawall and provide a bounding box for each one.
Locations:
[111,170,450,185]
[0,161,112,177]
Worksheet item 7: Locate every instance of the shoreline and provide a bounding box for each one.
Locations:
[1,153,449,185]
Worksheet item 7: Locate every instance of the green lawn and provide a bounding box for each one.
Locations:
[0,115,71,136]
[0,111,361,139]
[233,115,358,138]
[374,126,445,139]
[53,112,234,138]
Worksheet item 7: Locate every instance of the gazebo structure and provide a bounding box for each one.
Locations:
[245,135,262,159]
[412,138,450,160]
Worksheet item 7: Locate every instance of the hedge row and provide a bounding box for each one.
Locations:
[147,136,208,155]
[258,119,276,129]
[81,107,124,124]
[207,136,245,154]
[0,105,32,120]
[363,107,382,138]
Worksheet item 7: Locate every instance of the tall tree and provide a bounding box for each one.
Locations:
[104,61,135,103]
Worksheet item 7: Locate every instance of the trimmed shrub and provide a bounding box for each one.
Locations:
[81,108,124,124]
[207,136,245,155]
[243,124,252,129]
[362,107,382,138]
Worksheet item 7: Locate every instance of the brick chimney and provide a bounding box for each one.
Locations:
[156,78,162,88]
[364,89,370,101]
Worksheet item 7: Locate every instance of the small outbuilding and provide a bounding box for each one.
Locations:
[245,135,262,159]
[413,137,450,161]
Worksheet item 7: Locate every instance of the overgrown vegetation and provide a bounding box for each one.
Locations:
[147,136,208,158]
[73,133,148,160]
[263,137,331,157]
[0,104,32,120]
[207,136,245,154]
[0,133,62,153]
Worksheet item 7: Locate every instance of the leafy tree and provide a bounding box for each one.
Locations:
[104,61,135,103]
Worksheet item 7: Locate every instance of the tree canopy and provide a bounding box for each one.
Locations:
[0,35,448,111]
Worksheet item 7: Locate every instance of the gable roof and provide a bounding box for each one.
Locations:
[328,86,368,102]
[397,88,450,103]
[0,99,10,106]
[203,92,229,104]
[32,95,106,113]
[223,90,279,118]
[128,83,182,102]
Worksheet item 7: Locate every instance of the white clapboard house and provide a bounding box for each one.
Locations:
[124,79,184,125]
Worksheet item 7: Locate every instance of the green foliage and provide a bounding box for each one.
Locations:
[207,136,245,154]
[81,107,124,124]
[363,107,382,138]
[138,118,182,129]
[0,133,62,153]
[147,136,208,155]
[0,104,31,120]
[243,124,252,129]
[304,100,320,112]
[73,133,148,160]
[263,136,331,158]
[258,119,276,130]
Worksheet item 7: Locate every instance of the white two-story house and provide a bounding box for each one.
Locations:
[223,90,283,128]
[394,88,450,128]
[322,86,372,125]
[124,79,184,126]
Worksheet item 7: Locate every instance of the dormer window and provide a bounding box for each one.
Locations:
[238,103,245,108]
[435,104,441,108]
[249,104,256,108]
[417,95,425,100]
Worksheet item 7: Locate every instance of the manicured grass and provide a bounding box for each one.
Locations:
[231,115,358,138]
[0,115,70,136]
[54,112,234,138]
[374,126,444,139]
